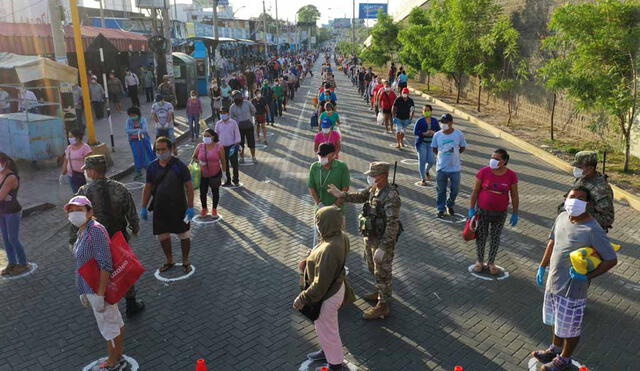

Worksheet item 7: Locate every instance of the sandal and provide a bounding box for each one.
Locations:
[473,262,484,273]
[159,263,175,272]
[183,263,192,274]
[420,180,428,186]
[488,264,502,275]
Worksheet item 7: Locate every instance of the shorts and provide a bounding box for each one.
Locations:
[382,108,392,114]
[398,81,407,89]
[543,291,587,338]
[86,293,124,341]
[395,118,412,132]
[156,231,191,241]
[239,127,256,149]
[255,114,266,124]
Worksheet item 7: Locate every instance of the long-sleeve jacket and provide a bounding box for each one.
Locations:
[125,117,150,140]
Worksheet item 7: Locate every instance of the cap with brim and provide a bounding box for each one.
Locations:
[64,195,92,212]
[571,151,598,167]
[364,161,391,177]
[401,88,410,94]
[82,155,106,170]
[317,142,336,157]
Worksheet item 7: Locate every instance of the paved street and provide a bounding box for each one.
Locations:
[1,62,638,371]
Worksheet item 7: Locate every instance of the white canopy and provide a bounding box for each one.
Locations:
[0,52,78,84]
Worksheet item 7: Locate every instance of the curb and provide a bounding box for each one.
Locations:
[409,87,640,212]
[22,115,208,217]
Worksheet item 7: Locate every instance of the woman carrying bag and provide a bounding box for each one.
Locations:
[294,206,355,371]
[192,129,227,218]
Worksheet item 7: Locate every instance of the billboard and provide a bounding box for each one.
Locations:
[331,18,352,28]
[358,3,387,19]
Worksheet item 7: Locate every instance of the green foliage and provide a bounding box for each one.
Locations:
[539,0,640,171]
[397,8,432,75]
[316,27,332,45]
[361,10,400,67]
[296,5,321,24]
[335,41,353,57]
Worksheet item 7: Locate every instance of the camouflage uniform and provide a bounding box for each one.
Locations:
[569,151,615,231]
[340,162,401,318]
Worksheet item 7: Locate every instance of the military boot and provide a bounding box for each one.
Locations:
[362,302,390,320]
[363,292,379,302]
[126,298,145,317]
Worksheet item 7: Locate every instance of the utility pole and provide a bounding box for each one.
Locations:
[275,0,279,57]
[212,0,219,81]
[351,0,356,57]
[48,0,68,65]
[98,0,105,28]
[262,0,268,59]
[162,3,174,77]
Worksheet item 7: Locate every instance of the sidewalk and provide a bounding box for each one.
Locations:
[17,95,213,212]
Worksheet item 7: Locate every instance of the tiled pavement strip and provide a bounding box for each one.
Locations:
[1,62,638,371]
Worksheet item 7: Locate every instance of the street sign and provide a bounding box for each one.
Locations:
[358,3,387,19]
[135,0,168,9]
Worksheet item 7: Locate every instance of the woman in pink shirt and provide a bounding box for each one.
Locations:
[468,149,519,275]
[192,129,227,218]
[186,90,203,142]
[313,118,342,159]
[60,129,92,193]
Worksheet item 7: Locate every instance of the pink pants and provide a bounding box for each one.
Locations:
[314,283,345,365]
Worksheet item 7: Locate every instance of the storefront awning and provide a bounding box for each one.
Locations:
[0,52,78,84]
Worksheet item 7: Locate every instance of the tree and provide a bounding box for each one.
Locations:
[539,0,640,172]
[478,15,528,122]
[397,7,442,90]
[361,10,400,67]
[335,41,352,57]
[296,5,321,24]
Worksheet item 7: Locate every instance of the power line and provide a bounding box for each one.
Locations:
[1,0,47,22]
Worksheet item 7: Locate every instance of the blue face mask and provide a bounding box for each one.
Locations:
[220,114,229,120]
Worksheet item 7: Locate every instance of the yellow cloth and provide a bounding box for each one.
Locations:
[570,243,621,274]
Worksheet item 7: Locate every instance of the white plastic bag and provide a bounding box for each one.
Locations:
[376,112,384,125]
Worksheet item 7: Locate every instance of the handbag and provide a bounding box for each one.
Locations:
[463,214,478,242]
[79,231,145,305]
[299,250,347,322]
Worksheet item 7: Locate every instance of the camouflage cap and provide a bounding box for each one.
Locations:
[572,151,598,167]
[82,155,106,170]
[364,161,391,177]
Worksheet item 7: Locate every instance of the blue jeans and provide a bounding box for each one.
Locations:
[0,211,27,265]
[187,114,200,139]
[416,142,435,179]
[436,171,461,212]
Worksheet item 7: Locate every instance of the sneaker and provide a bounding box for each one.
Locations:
[531,347,561,363]
[1,264,16,276]
[222,182,232,187]
[233,181,240,187]
[447,206,455,216]
[328,364,346,371]
[211,209,218,218]
[437,210,446,219]
[541,356,572,371]
[200,209,208,217]
[362,302,390,320]
[306,349,326,362]
[252,157,258,164]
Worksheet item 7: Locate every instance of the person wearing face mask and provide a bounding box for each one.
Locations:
[293,206,356,371]
[220,79,232,110]
[376,81,397,133]
[370,77,383,112]
[209,80,222,122]
[186,90,203,142]
[151,94,176,154]
[531,187,617,371]
[272,79,284,117]
[308,143,350,215]
[0,152,29,276]
[61,129,93,193]
[215,106,241,186]
[313,119,342,158]
[260,80,275,126]
[396,68,408,93]
[192,129,227,218]
[561,151,614,232]
[318,103,341,131]
[251,88,271,144]
[125,106,156,181]
[70,155,145,317]
[65,196,127,371]
[392,88,415,148]
[327,162,402,320]
[229,91,257,164]
[140,137,195,274]
[431,113,467,219]
[414,105,441,184]
[468,149,519,275]
[106,73,124,112]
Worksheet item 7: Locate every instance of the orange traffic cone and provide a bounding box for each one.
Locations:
[454,367,463,371]
[579,367,588,371]
[320,368,329,371]
[196,359,207,371]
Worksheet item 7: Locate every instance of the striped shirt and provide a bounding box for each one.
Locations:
[73,220,112,295]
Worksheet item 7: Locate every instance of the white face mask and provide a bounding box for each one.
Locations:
[402,94,408,98]
[318,156,329,166]
[367,175,376,186]
[572,167,583,178]
[385,87,391,92]
[442,123,451,131]
[489,158,500,169]
[564,198,587,217]
[68,211,88,227]
[68,137,77,145]
[321,128,330,134]
[203,136,213,144]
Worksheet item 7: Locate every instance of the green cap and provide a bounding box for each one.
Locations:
[364,161,391,177]
[571,151,598,168]
[82,155,107,170]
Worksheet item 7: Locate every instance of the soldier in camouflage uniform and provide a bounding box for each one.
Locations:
[328,162,402,320]
[566,151,614,231]
[69,155,145,317]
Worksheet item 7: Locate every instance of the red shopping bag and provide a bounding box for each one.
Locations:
[462,215,478,242]
[79,231,145,304]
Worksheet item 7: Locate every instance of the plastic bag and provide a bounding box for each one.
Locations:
[188,161,201,189]
[569,243,621,274]
[376,112,384,125]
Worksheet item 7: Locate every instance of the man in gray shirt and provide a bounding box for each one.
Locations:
[229,90,256,164]
[531,186,617,371]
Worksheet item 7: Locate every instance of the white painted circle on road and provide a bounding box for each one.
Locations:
[124,182,145,190]
[435,212,467,224]
[83,355,139,371]
[401,159,419,165]
[1,262,38,280]
[154,263,196,282]
[467,264,510,281]
[221,182,244,189]
[414,181,434,187]
[527,357,583,371]
[255,143,268,149]
[192,214,223,224]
